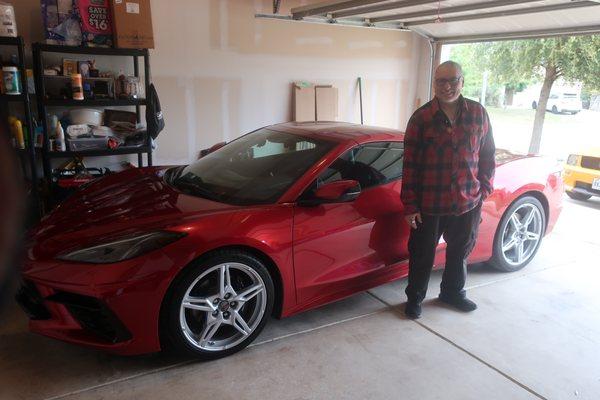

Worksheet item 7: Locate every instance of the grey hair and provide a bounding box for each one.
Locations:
[437,60,463,76]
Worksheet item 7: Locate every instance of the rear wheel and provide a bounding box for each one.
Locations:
[552,105,559,114]
[566,191,591,201]
[532,101,537,110]
[162,250,274,360]
[490,196,546,272]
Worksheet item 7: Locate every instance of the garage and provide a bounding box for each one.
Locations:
[1,1,599,399]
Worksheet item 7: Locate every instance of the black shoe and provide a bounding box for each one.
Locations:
[404,301,422,319]
[438,294,477,312]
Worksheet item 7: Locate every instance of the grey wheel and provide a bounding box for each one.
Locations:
[490,196,546,272]
[163,250,274,359]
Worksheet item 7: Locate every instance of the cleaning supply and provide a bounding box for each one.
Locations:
[2,65,21,95]
[11,119,25,149]
[55,122,66,151]
[71,73,84,100]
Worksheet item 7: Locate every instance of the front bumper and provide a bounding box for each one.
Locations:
[16,254,178,355]
[569,182,600,197]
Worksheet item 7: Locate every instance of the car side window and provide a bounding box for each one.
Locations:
[313,141,404,192]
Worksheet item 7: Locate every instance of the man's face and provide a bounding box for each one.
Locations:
[434,65,463,104]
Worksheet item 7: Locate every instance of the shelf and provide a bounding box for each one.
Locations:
[34,43,147,57]
[47,146,150,158]
[0,93,27,102]
[0,37,22,47]
[44,98,146,107]
[43,75,114,81]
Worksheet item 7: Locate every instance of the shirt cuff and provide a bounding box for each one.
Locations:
[403,204,419,215]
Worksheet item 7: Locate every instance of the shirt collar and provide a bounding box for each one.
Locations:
[431,95,469,115]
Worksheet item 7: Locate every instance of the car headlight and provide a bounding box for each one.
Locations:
[566,154,579,166]
[57,231,186,264]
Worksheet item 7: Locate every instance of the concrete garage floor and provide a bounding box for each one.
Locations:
[1,196,599,400]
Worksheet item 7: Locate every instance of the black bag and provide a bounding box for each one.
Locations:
[146,83,165,139]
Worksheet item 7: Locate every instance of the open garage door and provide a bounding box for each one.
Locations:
[259,0,600,43]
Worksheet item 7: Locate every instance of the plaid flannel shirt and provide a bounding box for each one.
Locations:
[401,96,496,216]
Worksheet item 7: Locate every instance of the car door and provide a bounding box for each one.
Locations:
[292,141,411,304]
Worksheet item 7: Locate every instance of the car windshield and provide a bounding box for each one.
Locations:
[169,128,335,205]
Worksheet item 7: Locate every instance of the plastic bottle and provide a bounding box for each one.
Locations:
[71,73,83,100]
[2,65,21,95]
[13,119,25,149]
[56,122,66,151]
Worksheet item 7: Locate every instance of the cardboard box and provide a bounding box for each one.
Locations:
[315,86,338,121]
[293,83,316,122]
[110,0,154,49]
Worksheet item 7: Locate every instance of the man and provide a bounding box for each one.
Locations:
[401,61,495,319]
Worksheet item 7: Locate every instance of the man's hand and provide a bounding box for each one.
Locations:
[405,213,422,229]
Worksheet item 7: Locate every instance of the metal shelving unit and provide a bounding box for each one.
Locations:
[0,36,40,218]
[32,43,152,206]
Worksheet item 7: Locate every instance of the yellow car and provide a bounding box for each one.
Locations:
[563,148,600,201]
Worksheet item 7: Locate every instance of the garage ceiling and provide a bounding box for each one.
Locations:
[259,0,600,43]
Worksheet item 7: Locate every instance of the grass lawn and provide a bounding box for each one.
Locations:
[484,107,600,159]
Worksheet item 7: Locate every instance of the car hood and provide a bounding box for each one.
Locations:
[27,167,240,259]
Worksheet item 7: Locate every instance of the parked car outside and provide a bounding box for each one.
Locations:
[563,148,600,201]
[533,92,582,114]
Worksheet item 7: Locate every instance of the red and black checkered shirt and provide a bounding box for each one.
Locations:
[401,96,496,216]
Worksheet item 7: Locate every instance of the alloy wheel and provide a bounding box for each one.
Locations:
[178,262,267,352]
[500,203,543,267]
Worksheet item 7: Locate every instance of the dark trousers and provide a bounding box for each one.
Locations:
[405,203,482,303]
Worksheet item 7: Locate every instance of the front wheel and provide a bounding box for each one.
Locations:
[552,105,559,114]
[490,196,546,272]
[566,191,591,201]
[162,250,274,360]
[532,101,537,110]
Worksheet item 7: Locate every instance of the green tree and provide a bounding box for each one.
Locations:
[487,35,600,154]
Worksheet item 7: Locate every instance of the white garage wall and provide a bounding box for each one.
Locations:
[13,0,431,165]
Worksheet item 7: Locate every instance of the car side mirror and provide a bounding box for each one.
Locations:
[298,180,361,206]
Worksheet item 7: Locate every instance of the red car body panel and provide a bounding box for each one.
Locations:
[20,123,563,355]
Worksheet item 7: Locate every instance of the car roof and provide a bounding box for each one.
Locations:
[266,122,404,145]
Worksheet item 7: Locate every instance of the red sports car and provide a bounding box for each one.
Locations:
[18,123,563,359]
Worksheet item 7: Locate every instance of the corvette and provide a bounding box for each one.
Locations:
[17,122,563,359]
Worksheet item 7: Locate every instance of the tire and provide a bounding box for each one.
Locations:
[571,111,579,115]
[532,101,537,110]
[162,250,274,360]
[566,191,591,201]
[552,105,558,114]
[490,196,546,272]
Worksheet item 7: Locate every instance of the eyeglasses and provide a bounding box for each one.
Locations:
[435,76,462,87]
